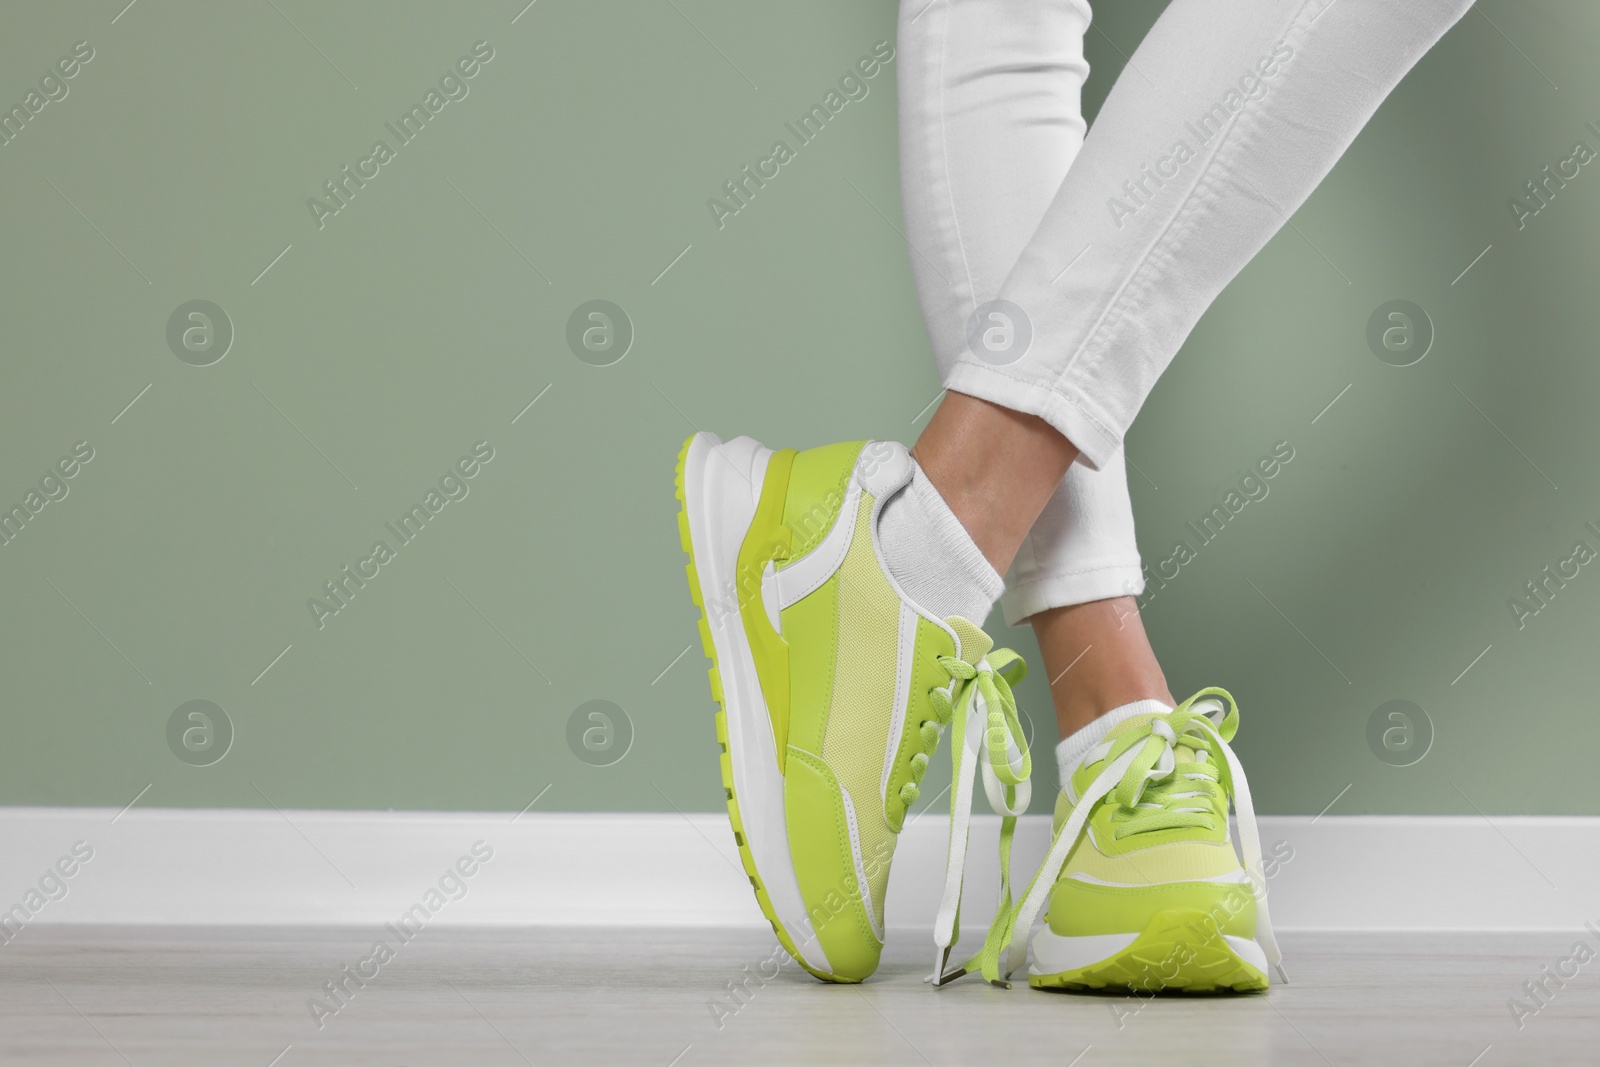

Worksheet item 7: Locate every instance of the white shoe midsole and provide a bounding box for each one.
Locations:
[1030,927,1267,977]
[682,432,831,976]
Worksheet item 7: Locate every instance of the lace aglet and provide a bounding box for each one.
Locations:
[926,945,952,986]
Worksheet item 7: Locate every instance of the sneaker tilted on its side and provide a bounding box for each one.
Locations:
[673,433,1031,983]
[948,689,1286,992]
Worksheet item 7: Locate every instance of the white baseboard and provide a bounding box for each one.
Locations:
[0,808,1594,933]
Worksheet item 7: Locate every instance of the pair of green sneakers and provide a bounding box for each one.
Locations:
[674,432,1285,991]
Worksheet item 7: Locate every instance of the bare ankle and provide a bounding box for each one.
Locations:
[1055,684,1175,737]
[911,391,1077,573]
[1030,597,1173,738]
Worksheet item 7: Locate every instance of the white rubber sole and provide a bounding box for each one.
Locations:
[1030,927,1268,977]
[679,432,831,976]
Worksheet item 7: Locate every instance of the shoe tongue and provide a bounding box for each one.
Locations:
[944,615,992,663]
[1103,712,1165,743]
[1102,710,1203,762]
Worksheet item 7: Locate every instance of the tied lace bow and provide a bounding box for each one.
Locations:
[957,687,1288,987]
[918,648,1034,987]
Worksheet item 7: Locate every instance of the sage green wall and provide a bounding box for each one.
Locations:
[1,1,1593,815]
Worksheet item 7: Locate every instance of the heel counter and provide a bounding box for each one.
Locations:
[783,441,866,560]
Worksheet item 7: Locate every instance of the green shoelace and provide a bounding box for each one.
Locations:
[954,688,1287,987]
[923,648,1034,987]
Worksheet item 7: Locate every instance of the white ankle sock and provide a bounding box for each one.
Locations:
[876,458,1003,624]
[1055,698,1174,782]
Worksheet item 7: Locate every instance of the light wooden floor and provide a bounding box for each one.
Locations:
[1,927,1593,1065]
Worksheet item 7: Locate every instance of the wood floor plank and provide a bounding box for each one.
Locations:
[0,927,1594,1065]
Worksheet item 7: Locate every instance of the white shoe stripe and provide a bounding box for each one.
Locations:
[1065,869,1254,888]
[880,601,919,816]
[773,480,862,610]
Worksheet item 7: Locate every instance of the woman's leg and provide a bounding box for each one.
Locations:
[913,0,1474,567]
[912,396,1173,734]
[893,1,1472,986]
[896,0,1171,737]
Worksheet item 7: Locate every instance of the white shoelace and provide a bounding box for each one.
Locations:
[996,691,1287,985]
[919,651,1032,987]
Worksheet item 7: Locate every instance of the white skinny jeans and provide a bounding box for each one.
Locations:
[898,0,1473,624]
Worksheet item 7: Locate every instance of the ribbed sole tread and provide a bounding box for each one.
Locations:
[673,434,856,985]
[1030,909,1269,994]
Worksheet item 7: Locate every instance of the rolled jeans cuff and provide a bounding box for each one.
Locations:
[1001,557,1146,627]
[943,362,1124,472]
